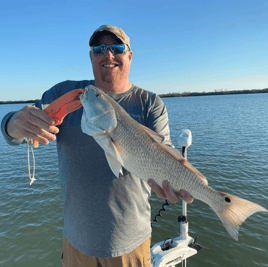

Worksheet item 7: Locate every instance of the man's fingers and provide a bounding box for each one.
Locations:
[25,115,58,137]
[148,179,166,199]
[7,105,59,143]
[25,107,59,134]
[24,130,51,145]
[17,108,58,142]
[24,121,57,142]
[162,181,180,203]
[28,105,55,124]
[148,179,194,204]
[177,189,194,204]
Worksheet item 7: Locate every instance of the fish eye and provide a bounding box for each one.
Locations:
[225,197,231,203]
[96,93,101,98]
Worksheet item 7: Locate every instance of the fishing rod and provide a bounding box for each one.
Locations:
[151,129,202,267]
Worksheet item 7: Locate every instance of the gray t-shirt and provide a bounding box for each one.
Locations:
[1,80,172,258]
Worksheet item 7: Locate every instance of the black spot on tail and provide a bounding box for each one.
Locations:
[225,197,231,203]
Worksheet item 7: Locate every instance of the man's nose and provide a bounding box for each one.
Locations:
[105,47,115,58]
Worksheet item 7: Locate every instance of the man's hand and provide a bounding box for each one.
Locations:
[148,179,194,204]
[6,105,59,145]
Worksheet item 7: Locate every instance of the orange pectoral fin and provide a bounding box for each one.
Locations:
[33,89,84,148]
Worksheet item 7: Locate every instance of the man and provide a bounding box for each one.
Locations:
[1,25,193,267]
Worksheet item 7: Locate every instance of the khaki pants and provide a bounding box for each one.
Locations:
[62,237,152,267]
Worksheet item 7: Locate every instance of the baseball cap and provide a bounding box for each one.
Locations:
[89,25,131,50]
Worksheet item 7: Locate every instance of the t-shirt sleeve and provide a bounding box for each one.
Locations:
[147,95,173,147]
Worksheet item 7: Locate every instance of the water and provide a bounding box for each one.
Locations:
[0,94,268,267]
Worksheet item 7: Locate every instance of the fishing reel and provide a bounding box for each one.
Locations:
[150,129,202,267]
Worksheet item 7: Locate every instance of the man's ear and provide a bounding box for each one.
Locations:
[128,50,133,63]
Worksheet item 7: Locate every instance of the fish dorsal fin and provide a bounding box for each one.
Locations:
[157,142,209,186]
[140,125,165,143]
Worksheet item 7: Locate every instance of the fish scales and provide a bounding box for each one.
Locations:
[80,85,267,241]
[109,93,219,206]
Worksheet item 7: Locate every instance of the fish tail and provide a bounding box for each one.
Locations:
[213,192,267,241]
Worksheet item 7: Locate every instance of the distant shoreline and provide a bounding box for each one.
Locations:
[0,99,38,105]
[1,88,267,104]
[158,88,268,98]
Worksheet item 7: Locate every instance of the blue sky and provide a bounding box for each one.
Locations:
[1,0,267,101]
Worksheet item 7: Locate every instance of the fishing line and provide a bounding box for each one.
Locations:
[27,139,36,185]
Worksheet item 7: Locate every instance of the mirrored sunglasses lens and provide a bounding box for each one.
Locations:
[93,45,105,55]
[92,44,126,55]
[111,44,125,54]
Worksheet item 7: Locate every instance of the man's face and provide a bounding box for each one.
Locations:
[90,35,133,87]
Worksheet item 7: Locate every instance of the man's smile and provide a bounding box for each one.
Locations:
[102,63,119,68]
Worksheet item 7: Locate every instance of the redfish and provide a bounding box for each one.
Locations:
[80,85,267,241]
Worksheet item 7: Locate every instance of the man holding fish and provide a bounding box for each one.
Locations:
[1,25,194,266]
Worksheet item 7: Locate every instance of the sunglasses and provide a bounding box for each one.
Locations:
[91,44,129,55]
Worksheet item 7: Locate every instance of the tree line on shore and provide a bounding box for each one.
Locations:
[0,99,39,105]
[158,88,268,98]
[1,88,268,104]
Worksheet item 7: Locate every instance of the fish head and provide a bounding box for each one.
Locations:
[80,85,117,136]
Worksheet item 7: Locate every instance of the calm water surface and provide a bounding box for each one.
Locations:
[0,94,267,267]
